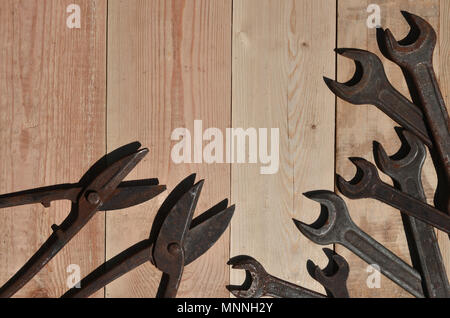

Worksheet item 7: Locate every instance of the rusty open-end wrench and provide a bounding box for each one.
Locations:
[227,251,349,298]
[374,129,449,297]
[337,158,450,234]
[324,48,432,147]
[383,12,450,211]
[308,250,350,298]
[293,191,424,298]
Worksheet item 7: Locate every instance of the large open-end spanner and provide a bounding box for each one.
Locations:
[337,158,450,234]
[374,129,449,297]
[293,191,424,298]
[227,251,349,298]
[383,12,450,211]
[324,48,432,147]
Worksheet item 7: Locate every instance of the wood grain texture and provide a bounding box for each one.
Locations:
[106,0,231,298]
[230,0,336,293]
[336,0,448,297]
[0,0,448,299]
[0,0,106,297]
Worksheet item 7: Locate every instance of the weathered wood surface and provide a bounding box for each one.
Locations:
[230,0,336,294]
[0,0,107,297]
[0,0,448,298]
[106,0,232,297]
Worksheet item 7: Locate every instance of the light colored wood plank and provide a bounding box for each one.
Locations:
[336,0,445,297]
[106,0,231,297]
[230,0,336,293]
[0,0,106,297]
[438,0,450,280]
[289,0,336,290]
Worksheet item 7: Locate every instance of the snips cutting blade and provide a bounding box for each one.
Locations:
[61,174,234,298]
[0,146,165,297]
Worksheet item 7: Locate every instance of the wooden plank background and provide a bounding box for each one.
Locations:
[230,0,336,294]
[0,0,448,298]
[0,0,106,297]
[106,0,231,298]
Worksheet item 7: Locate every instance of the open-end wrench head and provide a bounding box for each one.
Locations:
[293,191,354,245]
[324,49,389,105]
[313,254,350,297]
[383,12,436,67]
[374,129,426,180]
[337,158,381,199]
[227,256,268,298]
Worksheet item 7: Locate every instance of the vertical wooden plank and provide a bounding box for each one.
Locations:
[289,0,336,290]
[231,0,336,292]
[106,0,232,297]
[0,0,106,297]
[336,0,445,297]
[438,0,450,278]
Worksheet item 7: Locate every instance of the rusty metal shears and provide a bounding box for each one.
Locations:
[62,174,235,298]
[0,145,166,297]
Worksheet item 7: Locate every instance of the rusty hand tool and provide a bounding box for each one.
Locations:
[62,174,234,298]
[374,129,450,298]
[227,256,324,298]
[383,12,450,206]
[0,181,163,211]
[309,250,350,298]
[227,250,349,298]
[337,158,450,234]
[0,146,166,298]
[293,190,424,298]
[323,48,431,147]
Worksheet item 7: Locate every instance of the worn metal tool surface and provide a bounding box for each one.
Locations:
[0,181,162,211]
[311,251,350,298]
[0,145,166,298]
[324,48,432,147]
[293,191,424,298]
[374,129,449,297]
[337,158,450,234]
[383,12,450,213]
[62,174,235,298]
[227,250,349,298]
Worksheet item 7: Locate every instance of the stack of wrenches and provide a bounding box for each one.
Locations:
[316,11,448,298]
[231,11,448,299]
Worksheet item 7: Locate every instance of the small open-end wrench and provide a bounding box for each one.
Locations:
[383,12,450,211]
[308,250,350,298]
[337,158,450,234]
[227,256,325,298]
[227,251,349,298]
[293,191,424,298]
[374,129,449,297]
[324,48,432,147]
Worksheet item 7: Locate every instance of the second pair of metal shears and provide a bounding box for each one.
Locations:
[62,174,235,298]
